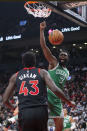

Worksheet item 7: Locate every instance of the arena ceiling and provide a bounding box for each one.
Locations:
[0,2,80,36]
[0,2,87,41]
[0,1,86,70]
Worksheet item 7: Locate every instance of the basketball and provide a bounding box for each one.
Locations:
[48,29,64,45]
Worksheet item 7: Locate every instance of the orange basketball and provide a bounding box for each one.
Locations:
[48,29,64,45]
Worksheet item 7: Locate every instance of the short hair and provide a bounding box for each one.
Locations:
[59,49,69,56]
[22,51,36,67]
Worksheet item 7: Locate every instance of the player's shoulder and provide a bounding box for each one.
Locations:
[9,73,17,83]
[49,62,59,71]
[40,68,49,78]
[40,68,48,74]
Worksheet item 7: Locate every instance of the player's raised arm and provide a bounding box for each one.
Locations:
[40,69,75,107]
[40,21,57,67]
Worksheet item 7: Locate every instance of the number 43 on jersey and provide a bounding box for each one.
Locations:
[19,80,39,96]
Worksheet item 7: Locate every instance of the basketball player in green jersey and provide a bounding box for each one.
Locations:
[63,109,75,131]
[40,21,72,131]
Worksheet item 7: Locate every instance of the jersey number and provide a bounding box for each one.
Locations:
[19,80,39,96]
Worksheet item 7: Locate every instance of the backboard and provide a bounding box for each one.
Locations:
[39,1,87,27]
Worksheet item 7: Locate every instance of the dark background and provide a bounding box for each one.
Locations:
[0,2,87,72]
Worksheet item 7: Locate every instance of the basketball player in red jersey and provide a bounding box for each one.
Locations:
[3,51,75,131]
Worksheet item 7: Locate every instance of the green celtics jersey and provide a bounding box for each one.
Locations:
[48,63,69,103]
[64,116,71,129]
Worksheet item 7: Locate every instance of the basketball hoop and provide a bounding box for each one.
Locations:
[24,1,51,18]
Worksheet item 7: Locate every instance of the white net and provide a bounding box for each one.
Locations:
[24,2,51,18]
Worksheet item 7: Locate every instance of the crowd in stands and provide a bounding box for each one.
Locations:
[64,68,87,131]
[0,66,87,131]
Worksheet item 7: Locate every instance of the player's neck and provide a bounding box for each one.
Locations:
[59,62,66,68]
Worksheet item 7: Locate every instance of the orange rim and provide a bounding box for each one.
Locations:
[24,1,38,6]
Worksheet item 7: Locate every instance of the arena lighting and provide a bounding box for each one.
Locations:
[30,49,34,51]
[36,50,39,53]
[60,49,62,52]
[79,46,82,49]
[73,44,76,46]
[19,20,27,26]
[0,37,3,42]
[84,42,87,45]
[53,46,56,48]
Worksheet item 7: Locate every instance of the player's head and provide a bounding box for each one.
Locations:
[59,49,69,66]
[63,108,67,116]
[22,51,36,67]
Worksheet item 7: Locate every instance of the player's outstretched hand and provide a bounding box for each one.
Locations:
[40,21,46,30]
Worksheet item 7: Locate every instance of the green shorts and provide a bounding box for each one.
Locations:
[48,93,64,117]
